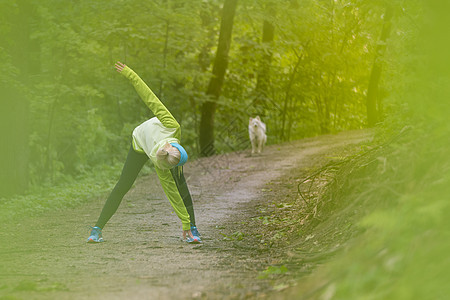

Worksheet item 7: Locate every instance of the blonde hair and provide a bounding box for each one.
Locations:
[156,143,181,167]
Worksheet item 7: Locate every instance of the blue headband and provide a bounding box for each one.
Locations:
[170,143,188,167]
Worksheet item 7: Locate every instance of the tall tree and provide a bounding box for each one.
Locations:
[0,1,38,197]
[199,0,238,156]
[254,1,275,115]
[366,3,393,127]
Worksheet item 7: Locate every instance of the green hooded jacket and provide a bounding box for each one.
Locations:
[121,66,191,230]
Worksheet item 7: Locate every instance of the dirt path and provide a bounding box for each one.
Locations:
[0,130,371,300]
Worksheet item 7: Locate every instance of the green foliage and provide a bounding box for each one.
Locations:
[0,0,412,207]
[1,1,446,298]
[0,163,124,222]
[287,1,450,298]
[13,280,68,292]
[301,131,450,299]
[221,231,245,241]
[258,265,289,279]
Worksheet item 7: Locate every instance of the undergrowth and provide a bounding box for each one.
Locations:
[297,126,412,228]
[284,2,450,296]
[286,125,450,299]
[0,163,155,223]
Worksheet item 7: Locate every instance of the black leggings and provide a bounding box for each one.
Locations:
[95,145,196,229]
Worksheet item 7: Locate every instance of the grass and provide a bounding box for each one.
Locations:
[0,163,155,223]
[284,5,450,296]
[285,125,450,299]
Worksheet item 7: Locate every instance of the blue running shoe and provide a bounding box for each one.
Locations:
[186,235,201,244]
[186,226,202,244]
[87,226,104,243]
[190,226,201,237]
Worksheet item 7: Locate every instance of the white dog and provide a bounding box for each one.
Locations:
[248,116,267,154]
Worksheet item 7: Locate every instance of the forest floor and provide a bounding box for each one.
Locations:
[0,130,372,300]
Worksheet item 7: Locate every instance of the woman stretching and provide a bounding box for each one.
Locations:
[87,61,201,244]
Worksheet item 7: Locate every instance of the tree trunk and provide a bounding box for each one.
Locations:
[0,86,29,198]
[0,1,38,197]
[254,1,275,115]
[280,56,301,141]
[199,0,238,156]
[367,4,393,127]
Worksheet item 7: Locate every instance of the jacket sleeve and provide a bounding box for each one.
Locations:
[155,166,191,231]
[121,66,180,129]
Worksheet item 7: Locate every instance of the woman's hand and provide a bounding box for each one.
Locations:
[114,61,126,73]
[182,229,195,240]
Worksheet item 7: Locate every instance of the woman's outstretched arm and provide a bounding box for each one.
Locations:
[114,61,179,129]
